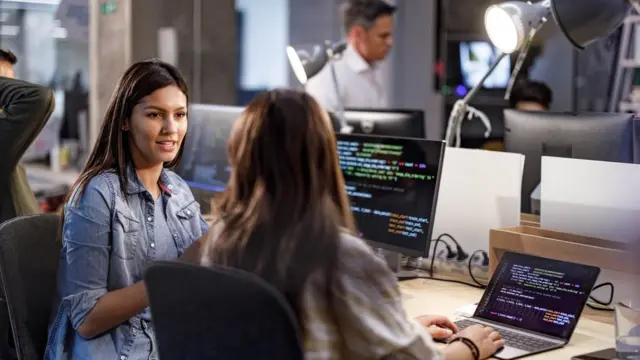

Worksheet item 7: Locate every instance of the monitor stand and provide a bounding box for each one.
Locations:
[379,249,421,280]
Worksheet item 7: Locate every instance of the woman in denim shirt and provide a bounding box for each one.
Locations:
[45,59,209,360]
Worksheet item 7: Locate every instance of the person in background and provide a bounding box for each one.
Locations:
[45,59,208,360]
[198,89,504,359]
[0,49,55,222]
[482,79,553,151]
[305,0,395,110]
[0,48,54,360]
[508,79,553,111]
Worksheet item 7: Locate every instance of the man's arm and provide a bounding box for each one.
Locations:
[0,76,54,170]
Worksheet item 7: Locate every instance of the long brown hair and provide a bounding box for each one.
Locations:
[207,89,356,325]
[62,59,188,222]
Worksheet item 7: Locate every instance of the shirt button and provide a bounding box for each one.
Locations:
[168,184,174,189]
[147,216,153,222]
[173,234,178,239]
[186,210,191,215]
[120,356,126,360]
[150,242,155,248]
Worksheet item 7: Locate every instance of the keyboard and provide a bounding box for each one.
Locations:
[453,319,559,352]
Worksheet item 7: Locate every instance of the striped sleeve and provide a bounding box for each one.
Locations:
[330,233,444,359]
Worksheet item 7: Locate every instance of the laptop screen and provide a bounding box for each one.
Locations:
[474,252,600,340]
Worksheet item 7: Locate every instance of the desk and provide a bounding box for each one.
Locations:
[399,279,614,359]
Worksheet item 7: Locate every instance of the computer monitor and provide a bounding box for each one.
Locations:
[336,133,445,257]
[459,41,511,90]
[503,110,635,213]
[174,104,244,212]
[329,108,426,138]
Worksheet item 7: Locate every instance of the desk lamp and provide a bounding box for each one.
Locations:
[446,0,631,148]
[445,0,550,148]
[286,40,353,134]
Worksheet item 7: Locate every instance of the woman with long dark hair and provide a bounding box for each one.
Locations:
[200,89,504,359]
[45,59,208,360]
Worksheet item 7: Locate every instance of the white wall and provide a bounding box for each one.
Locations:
[236,0,289,89]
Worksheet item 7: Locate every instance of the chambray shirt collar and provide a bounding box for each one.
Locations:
[124,165,176,196]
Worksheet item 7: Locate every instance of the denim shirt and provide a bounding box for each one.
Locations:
[45,167,209,360]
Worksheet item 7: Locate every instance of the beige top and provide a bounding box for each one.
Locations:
[201,227,442,360]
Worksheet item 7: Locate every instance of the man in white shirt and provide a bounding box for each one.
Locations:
[306,0,395,110]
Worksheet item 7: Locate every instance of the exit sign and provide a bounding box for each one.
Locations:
[100,0,117,15]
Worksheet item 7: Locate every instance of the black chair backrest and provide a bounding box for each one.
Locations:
[0,214,61,360]
[145,261,305,360]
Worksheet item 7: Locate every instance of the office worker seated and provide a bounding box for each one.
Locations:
[482,79,553,151]
[197,89,504,359]
[45,59,208,360]
[305,0,394,110]
[508,79,553,111]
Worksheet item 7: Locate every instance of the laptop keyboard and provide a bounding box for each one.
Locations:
[454,319,558,352]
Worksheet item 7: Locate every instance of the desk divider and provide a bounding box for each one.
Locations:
[488,226,639,277]
[519,213,540,228]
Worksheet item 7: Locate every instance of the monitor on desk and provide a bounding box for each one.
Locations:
[336,133,445,257]
[174,104,244,213]
[503,110,635,213]
[329,108,426,138]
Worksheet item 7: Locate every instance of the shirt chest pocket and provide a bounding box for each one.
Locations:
[174,201,202,245]
[112,210,142,260]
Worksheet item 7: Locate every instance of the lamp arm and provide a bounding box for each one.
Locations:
[329,59,353,134]
[445,52,508,147]
[504,21,547,100]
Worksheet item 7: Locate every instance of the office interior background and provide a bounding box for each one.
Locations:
[0,0,620,152]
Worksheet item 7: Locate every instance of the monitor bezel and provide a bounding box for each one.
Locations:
[336,132,446,258]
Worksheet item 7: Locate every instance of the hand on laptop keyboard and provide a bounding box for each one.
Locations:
[442,322,505,360]
[454,319,556,353]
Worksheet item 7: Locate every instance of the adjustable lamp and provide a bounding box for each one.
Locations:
[550,0,630,50]
[286,40,352,133]
[447,0,631,148]
[445,1,552,147]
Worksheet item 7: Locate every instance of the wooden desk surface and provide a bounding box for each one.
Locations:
[399,279,614,359]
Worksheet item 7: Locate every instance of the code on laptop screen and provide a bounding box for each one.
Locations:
[475,252,600,340]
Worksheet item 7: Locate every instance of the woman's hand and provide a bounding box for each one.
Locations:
[415,315,458,339]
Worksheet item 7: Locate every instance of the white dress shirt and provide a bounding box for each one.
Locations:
[305,45,388,111]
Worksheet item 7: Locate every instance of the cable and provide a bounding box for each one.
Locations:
[589,282,615,307]
[468,250,488,289]
[437,233,469,262]
[586,303,615,312]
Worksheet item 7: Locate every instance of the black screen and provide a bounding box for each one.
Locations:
[475,252,600,340]
[336,133,445,257]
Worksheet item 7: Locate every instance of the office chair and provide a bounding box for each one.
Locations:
[145,261,304,360]
[0,214,61,360]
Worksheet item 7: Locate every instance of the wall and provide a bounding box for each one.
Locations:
[529,25,576,112]
[236,0,289,89]
[89,0,237,146]
[392,0,443,140]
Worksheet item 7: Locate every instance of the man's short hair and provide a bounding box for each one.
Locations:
[342,0,397,33]
[0,49,17,65]
[509,79,553,109]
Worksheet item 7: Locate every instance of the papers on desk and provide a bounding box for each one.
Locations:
[431,148,524,254]
[540,156,640,244]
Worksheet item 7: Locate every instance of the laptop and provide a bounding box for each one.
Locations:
[447,251,601,359]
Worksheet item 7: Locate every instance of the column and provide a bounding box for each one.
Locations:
[21,10,57,84]
[89,0,237,148]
